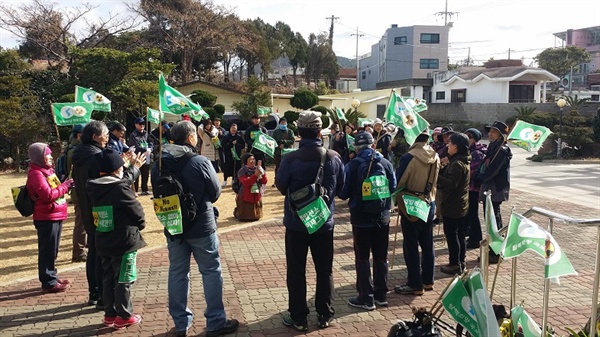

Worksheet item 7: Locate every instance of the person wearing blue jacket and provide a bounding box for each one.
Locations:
[150,121,238,337]
[275,111,345,331]
[339,131,396,311]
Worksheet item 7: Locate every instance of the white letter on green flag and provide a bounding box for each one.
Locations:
[252,132,276,158]
[466,271,502,337]
[147,107,163,124]
[441,277,479,337]
[158,73,204,116]
[52,103,94,126]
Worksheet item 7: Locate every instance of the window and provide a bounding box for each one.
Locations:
[362,71,366,80]
[420,33,440,44]
[376,105,386,119]
[394,36,407,45]
[451,89,466,103]
[436,91,445,100]
[419,59,439,69]
[591,94,599,102]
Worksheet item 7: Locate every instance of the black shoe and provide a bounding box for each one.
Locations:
[394,285,424,296]
[440,264,462,275]
[317,314,333,329]
[206,319,239,337]
[466,241,480,249]
[87,293,99,306]
[347,296,376,310]
[282,313,308,332]
[175,331,186,337]
[95,299,104,311]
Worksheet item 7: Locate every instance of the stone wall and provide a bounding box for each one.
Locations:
[422,102,600,124]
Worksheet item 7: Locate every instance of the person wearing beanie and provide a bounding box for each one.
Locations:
[464,128,487,249]
[437,133,471,275]
[86,148,146,329]
[26,142,74,293]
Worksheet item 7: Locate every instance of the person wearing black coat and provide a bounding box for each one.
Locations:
[87,149,146,328]
[221,123,245,186]
[244,115,268,170]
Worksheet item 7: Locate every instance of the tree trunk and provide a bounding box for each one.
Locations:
[292,66,298,87]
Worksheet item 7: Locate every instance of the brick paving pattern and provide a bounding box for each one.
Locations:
[0,188,597,336]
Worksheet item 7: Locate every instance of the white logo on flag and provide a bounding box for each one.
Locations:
[394,103,417,129]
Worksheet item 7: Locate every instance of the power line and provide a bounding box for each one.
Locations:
[325,15,339,46]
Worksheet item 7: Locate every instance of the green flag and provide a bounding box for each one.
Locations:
[335,107,347,121]
[257,106,271,116]
[158,73,204,116]
[385,92,429,146]
[402,96,428,113]
[188,107,210,121]
[501,213,576,281]
[485,191,504,254]
[75,86,111,112]
[52,102,94,126]
[507,120,552,152]
[466,271,502,337]
[441,277,479,337]
[358,117,373,127]
[231,148,240,161]
[511,306,542,337]
[147,107,163,124]
[281,148,297,156]
[346,134,355,152]
[252,131,277,158]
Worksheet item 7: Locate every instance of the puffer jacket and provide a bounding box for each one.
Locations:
[437,153,470,219]
[275,138,345,233]
[469,142,487,192]
[395,141,441,204]
[198,126,219,161]
[27,164,70,221]
[151,143,221,239]
[476,139,512,202]
[71,142,103,232]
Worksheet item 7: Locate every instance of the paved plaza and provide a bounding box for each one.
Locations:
[1,149,599,336]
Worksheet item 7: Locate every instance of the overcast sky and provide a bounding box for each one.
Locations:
[1,0,599,67]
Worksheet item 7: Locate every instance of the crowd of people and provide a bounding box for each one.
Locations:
[24,110,512,335]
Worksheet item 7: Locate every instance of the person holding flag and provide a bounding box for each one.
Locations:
[244,115,268,170]
[221,123,245,187]
[235,153,268,221]
[464,128,487,249]
[272,118,295,187]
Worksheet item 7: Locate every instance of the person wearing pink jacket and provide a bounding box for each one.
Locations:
[26,142,74,293]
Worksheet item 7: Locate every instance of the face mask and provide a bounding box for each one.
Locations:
[279,125,287,131]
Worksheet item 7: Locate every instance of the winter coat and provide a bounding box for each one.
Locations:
[476,139,512,202]
[151,143,221,239]
[275,138,345,233]
[198,126,219,161]
[107,132,129,154]
[469,142,487,192]
[272,127,295,156]
[373,130,392,160]
[437,153,470,219]
[65,138,81,202]
[339,148,396,227]
[27,163,70,221]
[244,124,268,155]
[237,166,268,203]
[222,132,245,159]
[330,132,349,162]
[86,174,146,257]
[395,142,441,205]
[127,129,153,155]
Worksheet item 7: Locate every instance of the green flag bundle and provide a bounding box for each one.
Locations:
[158,74,205,117]
[52,102,94,126]
[335,107,347,121]
[385,92,430,145]
[231,148,240,161]
[252,132,277,158]
[501,213,576,281]
[147,107,163,124]
[465,271,502,337]
[441,277,479,337]
[507,120,552,152]
[484,191,504,254]
[510,306,542,337]
[346,134,355,152]
[257,106,271,116]
[402,97,428,113]
[75,86,111,112]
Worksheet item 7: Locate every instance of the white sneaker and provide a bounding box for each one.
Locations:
[221,181,227,187]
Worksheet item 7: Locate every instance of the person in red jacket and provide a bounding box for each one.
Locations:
[235,153,268,221]
[26,142,74,293]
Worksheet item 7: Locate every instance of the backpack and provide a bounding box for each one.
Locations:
[152,152,199,237]
[287,147,328,213]
[356,155,391,215]
[11,185,37,217]
[55,145,74,182]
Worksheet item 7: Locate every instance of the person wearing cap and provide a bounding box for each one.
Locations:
[437,133,471,275]
[244,114,268,170]
[275,111,345,331]
[127,117,153,196]
[474,121,512,264]
[107,121,129,155]
[86,148,146,329]
[393,131,440,296]
[372,119,393,161]
[434,126,454,225]
[464,128,487,249]
[26,142,74,293]
[272,117,295,187]
[339,131,396,311]
[66,124,87,263]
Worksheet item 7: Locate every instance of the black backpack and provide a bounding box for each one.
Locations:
[152,152,199,235]
[12,185,37,217]
[355,155,391,215]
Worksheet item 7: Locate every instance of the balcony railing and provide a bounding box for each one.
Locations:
[508,98,536,103]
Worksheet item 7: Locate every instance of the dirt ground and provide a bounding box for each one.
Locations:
[0,168,284,285]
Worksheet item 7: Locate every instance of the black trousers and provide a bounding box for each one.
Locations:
[34,220,63,289]
[352,225,389,303]
[86,229,103,299]
[443,216,468,265]
[101,254,133,319]
[134,163,150,193]
[467,191,483,244]
[401,202,435,289]
[285,228,335,322]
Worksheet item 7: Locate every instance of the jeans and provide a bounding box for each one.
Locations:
[167,233,227,332]
[400,202,436,289]
[467,191,482,245]
[443,216,468,265]
[352,225,389,304]
[101,254,133,319]
[285,228,335,322]
[34,220,62,288]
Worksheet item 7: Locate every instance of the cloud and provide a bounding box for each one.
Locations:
[495,25,523,31]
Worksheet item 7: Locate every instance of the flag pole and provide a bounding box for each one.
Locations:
[50,102,64,153]
[390,211,401,269]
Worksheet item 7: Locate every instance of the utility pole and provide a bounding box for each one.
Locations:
[466,47,471,66]
[325,15,339,46]
[351,26,364,89]
[435,0,458,25]
[508,48,512,60]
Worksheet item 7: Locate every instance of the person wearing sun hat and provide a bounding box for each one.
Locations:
[473,121,512,264]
